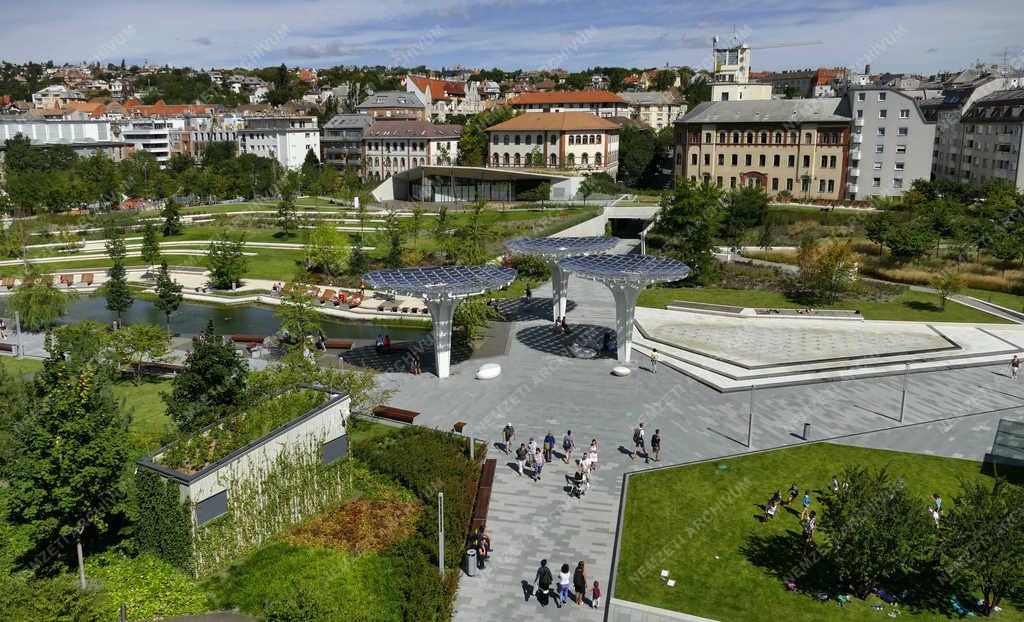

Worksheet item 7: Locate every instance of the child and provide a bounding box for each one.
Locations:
[592,580,601,609]
[764,501,778,521]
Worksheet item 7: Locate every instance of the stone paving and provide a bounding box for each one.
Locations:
[373,248,1024,622]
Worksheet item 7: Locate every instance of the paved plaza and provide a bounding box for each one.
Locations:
[373,251,1024,622]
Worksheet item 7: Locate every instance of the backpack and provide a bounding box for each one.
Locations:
[633,428,642,444]
[516,446,527,460]
[538,566,552,589]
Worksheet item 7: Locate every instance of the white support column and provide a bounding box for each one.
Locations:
[610,283,642,363]
[549,261,570,322]
[425,297,458,379]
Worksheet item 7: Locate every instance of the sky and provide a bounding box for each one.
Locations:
[1,0,1023,75]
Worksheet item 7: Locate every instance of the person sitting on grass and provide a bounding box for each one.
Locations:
[786,483,799,505]
[764,500,778,522]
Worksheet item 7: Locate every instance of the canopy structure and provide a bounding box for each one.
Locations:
[558,254,691,362]
[505,236,619,322]
[362,265,517,378]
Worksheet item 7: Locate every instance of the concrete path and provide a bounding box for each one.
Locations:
[372,252,1024,622]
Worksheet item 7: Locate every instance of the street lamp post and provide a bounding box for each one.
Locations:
[898,363,910,423]
[746,384,755,448]
[437,492,445,573]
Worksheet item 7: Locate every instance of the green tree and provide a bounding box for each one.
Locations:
[300,148,321,194]
[153,262,183,330]
[161,198,183,237]
[7,362,130,575]
[618,124,657,188]
[820,466,933,598]
[109,322,170,384]
[140,222,161,268]
[795,239,859,304]
[275,288,322,351]
[6,265,76,330]
[409,204,425,242]
[722,185,769,244]
[940,478,1024,613]
[929,268,965,309]
[579,176,599,205]
[0,574,105,622]
[207,232,248,290]
[649,179,721,284]
[164,320,247,433]
[454,296,500,346]
[383,209,404,268]
[885,219,936,260]
[103,233,133,322]
[305,222,350,276]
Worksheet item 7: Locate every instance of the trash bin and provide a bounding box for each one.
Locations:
[465,548,477,577]
[802,422,811,440]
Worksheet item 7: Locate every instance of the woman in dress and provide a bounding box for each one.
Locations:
[588,439,599,472]
[573,561,588,605]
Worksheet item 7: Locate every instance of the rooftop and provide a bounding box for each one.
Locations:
[356,91,425,109]
[616,91,684,106]
[486,111,620,132]
[557,253,691,285]
[364,120,462,138]
[323,113,376,129]
[508,90,627,106]
[677,98,848,125]
[505,236,620,259]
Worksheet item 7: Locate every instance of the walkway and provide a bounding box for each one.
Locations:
[374,246,1024,621]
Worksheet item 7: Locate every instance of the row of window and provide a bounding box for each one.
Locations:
[854,126,910,137]
[366,141,431,152]
[698,130,844,146]
[856,108,912,119]
[692,152,827,169]
[869,144,909,154]
[491,152,604,167]
[693,175,815,193]
[491,133,604,146]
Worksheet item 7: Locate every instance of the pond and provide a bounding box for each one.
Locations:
[0,296,431,342]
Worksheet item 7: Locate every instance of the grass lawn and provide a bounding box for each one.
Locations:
[0,356,43,378]
[616,443,1022,621]
[111,377,174,452]
[639,286,1011,323]
[964,288,1024,313]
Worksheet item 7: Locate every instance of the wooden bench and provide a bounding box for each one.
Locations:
[373,405,420,424]
[230,335,265,343]
[320,289,336,304]
[323,340,353,350]
[453,421,467,434]
[0,343,15,353]
[468,458,497,541]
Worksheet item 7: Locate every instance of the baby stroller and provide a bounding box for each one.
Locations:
[570,471,586,498]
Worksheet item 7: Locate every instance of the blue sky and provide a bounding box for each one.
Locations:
[1,0,1022,74]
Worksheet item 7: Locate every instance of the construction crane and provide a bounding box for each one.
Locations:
[748,40,824,50]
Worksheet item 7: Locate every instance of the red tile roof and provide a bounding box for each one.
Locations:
[408,75,465,101]
[508,90,627,105]
[485,111,620,132]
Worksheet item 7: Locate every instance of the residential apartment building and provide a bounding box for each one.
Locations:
[617,92,686,131]
[404,75,484,121]
[710,43,773,102]
[237,117,320,170]
[958,89,1024,191]
[485,112,620,176]
[749,68,846,98]
[122,118,186,165]
[321,114,374,176]
[506,91,630,118]
[362,120,461,180]
[674,98,850,200]
[31,85,85,109]
[922,76,1020,183]
[845,87,936,199]
[355,91,427,120]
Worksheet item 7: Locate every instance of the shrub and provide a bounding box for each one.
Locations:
[0,574,105,622]
[285,497,422,554]
[134,469,194,574]
[87,551,208,621]
[503,254,550,282]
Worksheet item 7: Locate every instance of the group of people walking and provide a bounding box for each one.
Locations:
[504,423,599,487]
[630,422,661,464]
[532,559,600,609]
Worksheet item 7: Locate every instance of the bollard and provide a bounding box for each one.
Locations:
[802,422,811,441]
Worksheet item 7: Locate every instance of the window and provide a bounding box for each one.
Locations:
[730,176,737,188]
[322,436,348,464]
[894,161,905,171]
[774,132,782,144]
[788,155,795,167]
[877,127,886,137]
[503,135,509,145]
[897,127,908,136]
[718,154,725,165]
[514,135,521,145]
[893,177,904,189]
[771,177,779,191]
[878,92,887,101]
[746,132,754,144]
[704,153,711,166]
[732,131,740,143]
[760,132,768,144]
[819,179,826,192]
[857,92,866,101]
[875,144,884,153]
[786,178,794,191]
[829,156,836,168]
[872,177,881,187]
[802,155,810,167]
[732,154,738,166]
[716,176,723,187]
[569,135,575,145]
[719,132,726,143]
[550,135,557,145]
[899,109,910,119]
[759,154,766,166]
[856,109,864,118]
[745,154,752,166]
[802,178,810,192]
[896,144,907,154]
[873,160,882,170]
[537,134,542,144]
[827,180,835,193]
[821,155,828,167]
[705,132,712,144]
[691,153,698,165]
[804,132,812,144]
[196,491,228,525]
[773,154,780,166]
[879,109,887,119]
[492,134,498,145]
[525,134,532,145]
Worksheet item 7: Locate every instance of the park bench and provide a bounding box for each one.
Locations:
[230,335,265,343]
[372,405,420,424]
[0,343,15,353]
[320,289,336,304]
[468,458,497,539]
[79,273,93,286]
[323,340,352,350]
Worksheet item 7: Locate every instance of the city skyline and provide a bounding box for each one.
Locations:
[1,0,1022,74]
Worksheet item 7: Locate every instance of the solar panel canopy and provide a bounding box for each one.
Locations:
[362,265,517,299]
[505,236,619,259]
[558,254,691,284]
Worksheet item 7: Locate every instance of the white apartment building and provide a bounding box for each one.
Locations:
[485,112,620,176]
[845,87,936,200]
[362,120,462,180]
[122,118,186,165]
[237,117,321,170]
[618,92,686,131]
[0,118,127,181]
[31,85,85,109]
[506,91,630,118]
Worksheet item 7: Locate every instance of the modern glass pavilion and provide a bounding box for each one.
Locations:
[362,265,517,378]
[505,236,619,322]
[557,254,691,362]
